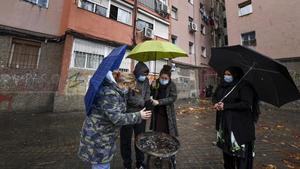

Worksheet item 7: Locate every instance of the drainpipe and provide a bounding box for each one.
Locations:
[132,0,138,46]
[131,0,138,71]
[193,0,197,66]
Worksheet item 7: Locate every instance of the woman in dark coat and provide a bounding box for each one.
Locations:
[120,62,151,169]
[212,66,260,169]
[151,65,178,137]
[150,65,178,168]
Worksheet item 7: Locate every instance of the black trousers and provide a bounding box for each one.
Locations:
[120,120,146,168]
[223,143,254,169]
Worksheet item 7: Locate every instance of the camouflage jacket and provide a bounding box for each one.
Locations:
[78,80,142,164]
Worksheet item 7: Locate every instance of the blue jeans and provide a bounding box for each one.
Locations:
[92,163,110,169]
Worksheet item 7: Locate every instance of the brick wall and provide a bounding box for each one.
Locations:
[0,35,63,113]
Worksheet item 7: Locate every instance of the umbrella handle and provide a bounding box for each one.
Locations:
[219,63,256,102]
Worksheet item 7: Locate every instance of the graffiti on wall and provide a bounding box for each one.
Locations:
[0,95,13,112]
[66,71,91,95]
[0,73,59,92]
[68,72,85,88]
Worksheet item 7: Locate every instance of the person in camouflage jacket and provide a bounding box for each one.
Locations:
[78,72,151,169]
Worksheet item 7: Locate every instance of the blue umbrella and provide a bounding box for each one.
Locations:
[84,45,127,115]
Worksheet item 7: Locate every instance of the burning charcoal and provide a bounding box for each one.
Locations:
[136,132,180,158]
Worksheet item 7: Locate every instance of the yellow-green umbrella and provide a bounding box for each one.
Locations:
[127,40,188,62]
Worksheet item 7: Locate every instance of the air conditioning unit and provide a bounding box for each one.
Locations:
[143,27,154,39]
[161,3,168,14]
[189,22,198,32]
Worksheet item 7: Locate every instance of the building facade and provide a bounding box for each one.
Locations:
[225,0,300,87]
[0,0,65,112]
[0,0,172,112]
[170,0,227,98]
[0,0,229,113]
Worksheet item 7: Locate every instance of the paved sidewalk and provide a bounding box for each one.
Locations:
[0,101,299,169]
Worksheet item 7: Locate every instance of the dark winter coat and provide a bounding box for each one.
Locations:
[213,80,256,145]
[78,80,142,164]
[151,80,178,137]
[127,62,151,113]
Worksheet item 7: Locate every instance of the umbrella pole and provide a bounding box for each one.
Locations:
[220,64,255,102]
[152,54,157,133]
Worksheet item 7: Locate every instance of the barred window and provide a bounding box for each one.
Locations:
[241,31,256,46]
[74,51,103,69]
[9,39,41,69]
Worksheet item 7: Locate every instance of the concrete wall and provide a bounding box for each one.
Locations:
[0,0,64,36]
[226,0,300,59]
[53,68,93,112]
[172,66,199,98]
[0,35,63,113]
[280,59,300,89]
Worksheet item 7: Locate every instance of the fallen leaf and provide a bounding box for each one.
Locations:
[262,139,269,143]
[283,160,295,169]
[263,164,277,169]
[276,124,284,128]
[262,126,269,130]
[289,153,300,160]
[289,144,299,149]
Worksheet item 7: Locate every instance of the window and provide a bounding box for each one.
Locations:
[136,19,154,31]
[201,24,206,35]
[79,0,107,17]
[109,5,131,25]
[239,0,252,16]
[171,6,178,20]
[74,51,103,69]
[81,0,93,12]
[9,39,41,69]
[189,42,194,54]
[171,35,177,44]
[241,31,256,46]
[95,5,107,16]
[201,47,207,57]
[224,18,227,28]
[24,0,48,8]
[188,0,194,5]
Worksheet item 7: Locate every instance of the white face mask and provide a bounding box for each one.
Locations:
[138,75,146,82]
[224,75,233,83]
[159,79,169,85]
[106,71,116,84]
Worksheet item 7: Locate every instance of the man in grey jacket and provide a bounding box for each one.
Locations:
[120,62,151,169]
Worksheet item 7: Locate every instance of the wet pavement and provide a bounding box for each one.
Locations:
[0,100,299,169]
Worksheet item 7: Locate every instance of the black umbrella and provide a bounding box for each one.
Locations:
[210,45,300,107]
